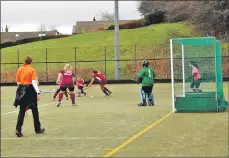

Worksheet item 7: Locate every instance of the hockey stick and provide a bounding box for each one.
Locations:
[40,90,54,94]
[83,84,96,90]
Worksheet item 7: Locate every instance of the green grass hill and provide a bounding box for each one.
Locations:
[1,22,227,81]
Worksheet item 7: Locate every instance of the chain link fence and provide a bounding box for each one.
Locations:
[1,44,228,83]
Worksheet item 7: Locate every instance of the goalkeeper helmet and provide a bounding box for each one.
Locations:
[142,60,149,67]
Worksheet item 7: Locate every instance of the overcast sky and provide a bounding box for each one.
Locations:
[1,1,142,34]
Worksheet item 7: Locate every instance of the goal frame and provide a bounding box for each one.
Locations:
[169,37,224,112]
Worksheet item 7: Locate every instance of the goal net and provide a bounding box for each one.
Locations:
[170,37,228,112]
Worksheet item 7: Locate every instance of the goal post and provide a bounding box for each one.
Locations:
[170,37,228,112]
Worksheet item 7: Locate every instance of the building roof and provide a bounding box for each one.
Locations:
[75,20,132,34]
[1,31,58,43]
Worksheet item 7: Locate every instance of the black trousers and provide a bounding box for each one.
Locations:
[16,104,41,132]
[142,86,153,94]
[190,79,201,88]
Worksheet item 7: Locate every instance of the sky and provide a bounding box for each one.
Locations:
[1,1,142,34]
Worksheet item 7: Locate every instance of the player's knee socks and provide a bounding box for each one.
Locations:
[70,93,75,104]
[53,91,58,99]
[102,88,109,96]
[104,87,111,93]
[64,91,68,98]
[53,89,60,98]
[58,92,64,102]
[103,90,109,96]
[80,88,84,94]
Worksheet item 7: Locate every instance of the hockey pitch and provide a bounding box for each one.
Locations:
[1,83,228,157]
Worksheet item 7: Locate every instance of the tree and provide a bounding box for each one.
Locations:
[98,10,114,21]
[137,1,169,16]
[49,24,58,31]
[191,1,229,38]
[137,0,228,40]
[38,24,46,32]
[137,1,200,22]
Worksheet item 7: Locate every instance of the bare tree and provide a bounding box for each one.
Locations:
[38,24,46,32]
[98,10,114,21]
[49,24,57,31]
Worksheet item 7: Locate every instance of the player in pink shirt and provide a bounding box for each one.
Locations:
[87,70,112,96]
[190,61,202,92]
[56,64,76,107]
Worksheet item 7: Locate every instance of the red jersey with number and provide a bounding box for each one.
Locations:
[76,78,84,87]
[59,69,74,86]
[93,73,107,83]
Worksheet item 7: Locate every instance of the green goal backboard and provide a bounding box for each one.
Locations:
[170,37,228,112]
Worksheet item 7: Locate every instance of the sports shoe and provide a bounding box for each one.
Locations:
[66,97,69,100]
[193,89,197,92]
[15,129,23,137]
[56,102,61,107]
[84,92,87,96]
[148,102,154,106]
[52,98,55,101]
[138,103,146,106]
[148,99,154,106]
[35,128,45,134]
[72,103,77,106]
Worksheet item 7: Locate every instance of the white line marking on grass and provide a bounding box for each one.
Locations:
[0,111,18,115]
[1,102,55,116]
[1,137,129,140]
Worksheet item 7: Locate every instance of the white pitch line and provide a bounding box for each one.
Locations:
[1,102,55,116]
[0,111,18,115]
[1,137,129,140]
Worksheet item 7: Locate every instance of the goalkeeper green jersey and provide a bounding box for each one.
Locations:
[138,67,155,86]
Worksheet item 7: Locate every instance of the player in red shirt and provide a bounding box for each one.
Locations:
[76,78,86,96]
[56,64,76,107]
[87,70,112,96]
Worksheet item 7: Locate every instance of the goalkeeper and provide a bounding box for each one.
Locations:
[190,61,202,92]
[137,60,155,106]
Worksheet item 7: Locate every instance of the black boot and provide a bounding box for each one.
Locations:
[193,89,197,92]
[15,129,23,137]
[138,101,147,106]
[35,128,45,134]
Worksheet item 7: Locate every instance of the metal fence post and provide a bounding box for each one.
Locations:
[166,43,168,79]
[134,43,137,78]
[45,48,48,82]
[74,47,76,75]
[17,49,20,68]
[104,46,107,77]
